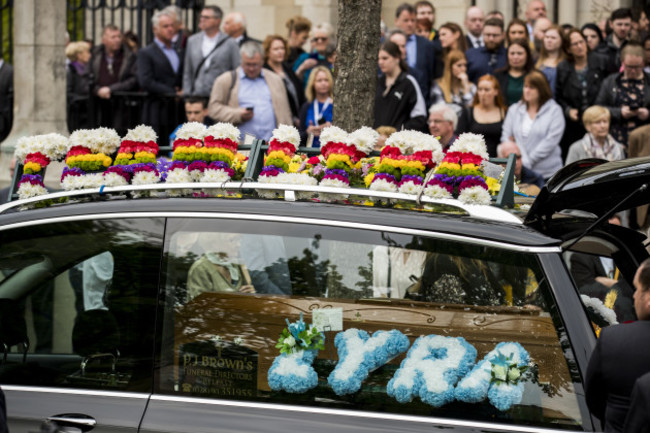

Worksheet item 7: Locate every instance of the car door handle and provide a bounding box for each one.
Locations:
[46,414,97,431]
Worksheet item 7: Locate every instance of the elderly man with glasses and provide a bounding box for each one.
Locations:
[182,5,240,97]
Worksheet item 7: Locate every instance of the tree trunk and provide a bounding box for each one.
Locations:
[333,0,381,132]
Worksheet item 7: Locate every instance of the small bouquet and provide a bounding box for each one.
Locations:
[14,133,68,199]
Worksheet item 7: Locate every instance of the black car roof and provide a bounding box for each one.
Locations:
[0,196,560,248]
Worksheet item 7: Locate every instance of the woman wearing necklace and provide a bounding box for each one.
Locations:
[565,105,625,165]
[556,28,609,160]
[298,65,334,147]
[373,41,427,133]
[263,35,304,126]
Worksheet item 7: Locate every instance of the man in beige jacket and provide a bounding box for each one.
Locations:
[208,41,292,141]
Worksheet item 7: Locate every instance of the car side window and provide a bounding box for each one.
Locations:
[566,249,637,332]
[156,218,585,430]
[0,218,164,392]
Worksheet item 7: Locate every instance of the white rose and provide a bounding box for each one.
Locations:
[283,336,296,347]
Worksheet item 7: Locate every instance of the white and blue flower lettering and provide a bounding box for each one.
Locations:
[454,341,530,411]
[328,328,410,395]
[387,335,477,407]
[267,349,319,394]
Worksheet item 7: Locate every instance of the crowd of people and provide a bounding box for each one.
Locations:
[61,4,650,198]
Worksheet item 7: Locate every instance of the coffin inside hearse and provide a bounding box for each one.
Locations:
[171,291,581,428]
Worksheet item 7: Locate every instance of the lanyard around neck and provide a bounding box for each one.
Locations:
[313,97,332,122]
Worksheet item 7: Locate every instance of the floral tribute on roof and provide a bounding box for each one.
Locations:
[367,130,443,196]
[61,128,120,190]
[257,124,316,198]
[167,122,207,190]
[423,133,491,205]
[14,133,68,199]
[104,125,160,188]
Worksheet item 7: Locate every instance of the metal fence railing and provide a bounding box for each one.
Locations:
[66,0,204,48]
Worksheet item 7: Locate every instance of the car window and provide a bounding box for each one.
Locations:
[156,218,585,430]
[565,249,637,333]
[0,218,164,392]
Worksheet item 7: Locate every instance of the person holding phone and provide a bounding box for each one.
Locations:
[298,65,333,147]
[595,43,650,149]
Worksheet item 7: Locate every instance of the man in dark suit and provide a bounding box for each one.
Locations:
[466,17,506,83]
[623,372,650,433]
[586,257,650,432]
[394,3,435,106]
[137,9,183,145]
[0,56,13,143]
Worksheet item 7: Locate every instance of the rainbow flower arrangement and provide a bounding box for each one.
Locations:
[166,122,206,194]
[103,125,160,188]
[367,131,443,196]
[257,124,316,198]
[201,123,240,182]
[14,133,68,199]
[61,127,120,190]
[318,126,352,190]
[423,133,491,205]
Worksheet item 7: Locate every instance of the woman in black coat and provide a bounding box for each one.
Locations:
[65,41,92,131]
[556,28,610,159]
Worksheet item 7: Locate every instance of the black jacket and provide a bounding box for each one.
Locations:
[0,62,13,142]
[137,42,183,145]
[623,372,650,433]
[90,43,138,95]
[374,72,427,133]
[556,53,609,117]
[586,320,650,432]
[595,71,650,124]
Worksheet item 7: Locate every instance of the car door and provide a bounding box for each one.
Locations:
[0,216,164,433]
[141,215,589,433]
[525,157,650,333]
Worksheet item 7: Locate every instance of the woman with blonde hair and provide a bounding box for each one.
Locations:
[565,106,625,165]
[457,75,507,156]
[535,25,566,97]
[65,41,92,131]
[298,65,334,147]
[430,50,476,116]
